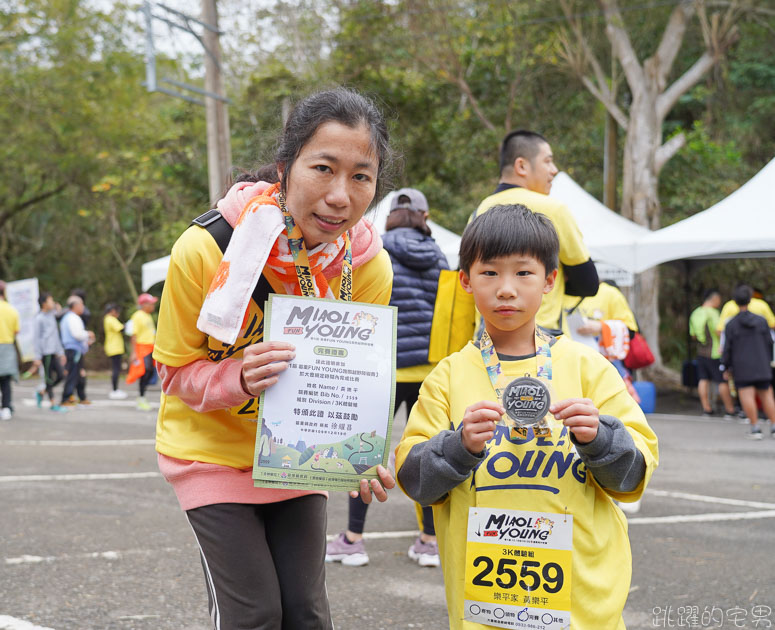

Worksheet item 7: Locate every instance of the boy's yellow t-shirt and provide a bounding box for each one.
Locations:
[396,338,658,630]
[473,188,591,331]
[153,225,393,469]
[129,310,156,345]
[103,314,125,357]
[563,282,638,331]
[718,298,775,332]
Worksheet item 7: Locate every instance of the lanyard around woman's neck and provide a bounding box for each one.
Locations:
[277,192,353,302]
[479,326,554,438]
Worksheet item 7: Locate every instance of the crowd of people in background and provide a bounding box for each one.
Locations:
[690,284,775,439]
[0,286,159,419]
[0,85,767,630]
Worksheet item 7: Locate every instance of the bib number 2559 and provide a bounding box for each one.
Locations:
[472,556,564,594]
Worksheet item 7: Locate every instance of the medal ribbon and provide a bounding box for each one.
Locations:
[479,328,553,396]
[479,327,554,436]
[277,192,353,302]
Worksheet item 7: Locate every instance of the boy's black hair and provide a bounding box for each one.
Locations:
[38,291,52,307]
[459,204,559,275]
[733,284,753,307]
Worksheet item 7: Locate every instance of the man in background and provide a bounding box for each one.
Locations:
[60,295,95,407]
[472,129,598,333]
[690,289,736,418]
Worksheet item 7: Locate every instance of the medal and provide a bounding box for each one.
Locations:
[480,328,554,438]
[501,375,551,428]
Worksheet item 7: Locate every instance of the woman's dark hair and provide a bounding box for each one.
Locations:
[275,87,395,207]
[104,302,119,315]
[459,205,559,275]
[385,208,431,236]
[38,291,52,307]
[231,164,280,186]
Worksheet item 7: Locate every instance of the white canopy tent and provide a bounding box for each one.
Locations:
[142,254,171,292]
[549,172,650,274]
[141,191,463,291]
[632,158,775,273]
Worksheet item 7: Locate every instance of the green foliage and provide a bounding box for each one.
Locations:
[3,0,773,371]
[1,0,207,318]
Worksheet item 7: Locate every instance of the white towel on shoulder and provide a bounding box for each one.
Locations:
[196,198,284,346]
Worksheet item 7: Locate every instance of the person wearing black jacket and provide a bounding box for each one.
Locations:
[326,188,448,568]
[721,285,775,440]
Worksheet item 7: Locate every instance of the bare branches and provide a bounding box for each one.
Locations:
[0,182,68,232]
[597,0,645,91]
[454,77,497,133]
[656,51,715,121]
[655,0,741,121]
[651,2,695,90]
[697,0,742,59]
[557,0,629,130]
[655,132,687,173]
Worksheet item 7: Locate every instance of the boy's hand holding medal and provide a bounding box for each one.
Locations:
[550,397,600,444]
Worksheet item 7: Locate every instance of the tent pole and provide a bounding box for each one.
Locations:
[684,261,692,362]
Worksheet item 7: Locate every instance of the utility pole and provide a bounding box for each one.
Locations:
[142,1,232,205]
[202,0,231,205]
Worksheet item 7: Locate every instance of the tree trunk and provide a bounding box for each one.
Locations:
[621,89,663,365]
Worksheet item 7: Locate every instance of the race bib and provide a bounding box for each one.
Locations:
[464,507,572,629]
[230,397,258,420]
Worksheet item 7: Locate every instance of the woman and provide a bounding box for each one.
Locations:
[153,88,396,629]
[326,188,449,568]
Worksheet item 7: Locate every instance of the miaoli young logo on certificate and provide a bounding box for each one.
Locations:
[252,294,398,492]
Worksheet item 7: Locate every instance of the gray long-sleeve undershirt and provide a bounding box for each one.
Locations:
[398,415,646,507]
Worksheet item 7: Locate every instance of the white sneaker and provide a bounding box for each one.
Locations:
[408,537,441,567]
[108,390,128,400]
[0,407,12,421]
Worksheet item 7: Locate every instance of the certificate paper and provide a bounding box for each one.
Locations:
[253,294,397,491]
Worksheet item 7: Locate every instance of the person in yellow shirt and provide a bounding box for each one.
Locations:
[152,88,395,628]
[126,293,157,411]
[564,280,642,404]
[718,286,775,334]
[103,303,127,400]
[0,280,21,421]
[471,130,598,333]
[396,205,658,629]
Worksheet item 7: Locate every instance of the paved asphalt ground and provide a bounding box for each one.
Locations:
[1,377,774,630]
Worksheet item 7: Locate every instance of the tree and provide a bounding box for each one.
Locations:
[0,0,207,313]
[558,0,744,365]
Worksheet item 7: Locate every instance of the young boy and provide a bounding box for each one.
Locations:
[396,205,658,630]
